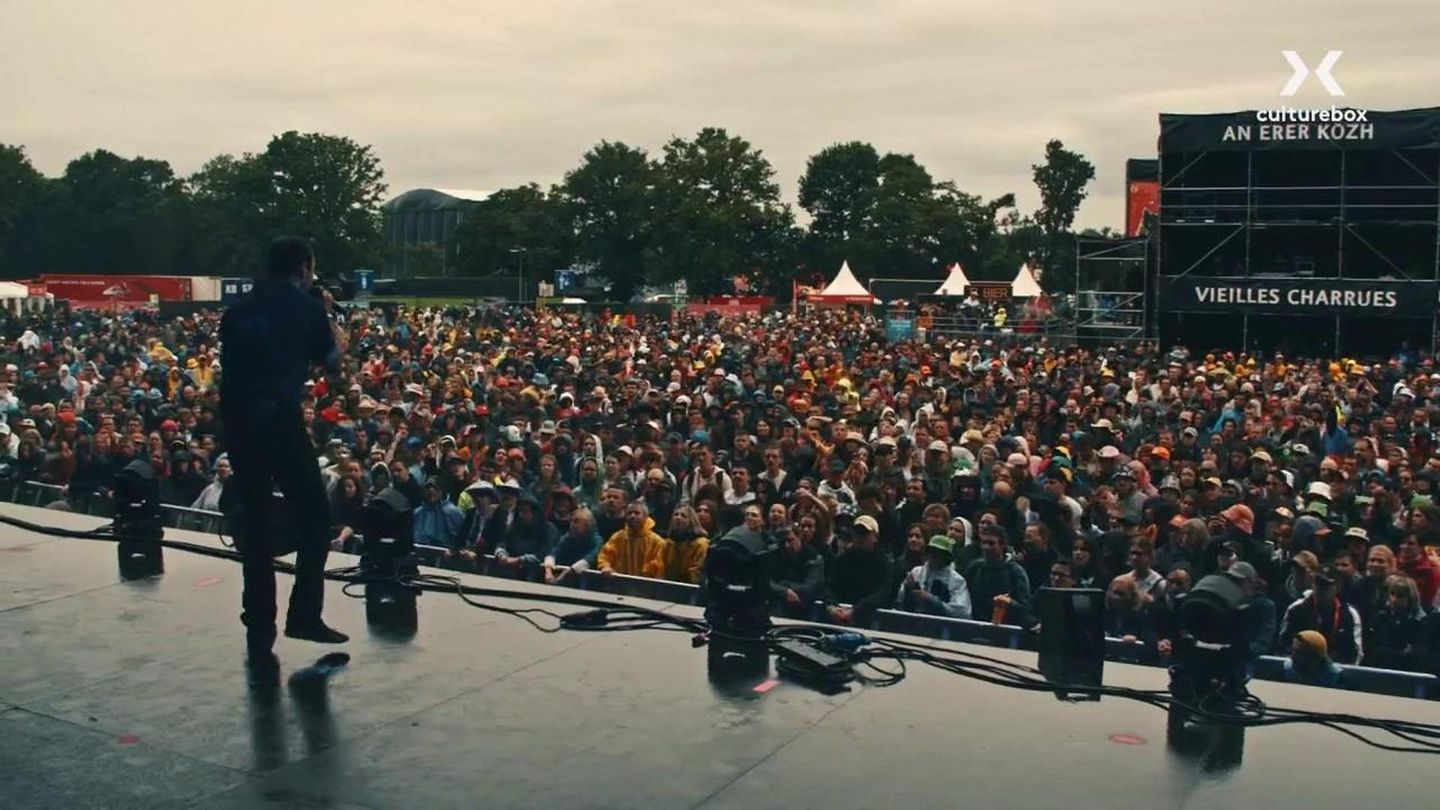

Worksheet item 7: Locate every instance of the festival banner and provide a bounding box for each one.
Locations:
[1161,276,1437,317]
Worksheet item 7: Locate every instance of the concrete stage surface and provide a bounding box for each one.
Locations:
[0,503,1434,809]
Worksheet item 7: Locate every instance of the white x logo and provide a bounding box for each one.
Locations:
[1281,50,1345,97]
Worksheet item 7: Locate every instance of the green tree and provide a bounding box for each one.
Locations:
[798,145,1014,284]
[931,186,1018,273]
[0,144,46,277]
[649,127,795,296]
[188,153,271,275]
[452,184,572,278]
[1032,139,1095,285]
[21,149,191,275]
[190,131,387,276]
[797,141,880,276]
[558,141,654,302]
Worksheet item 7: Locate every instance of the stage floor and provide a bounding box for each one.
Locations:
[1,503,1434,809]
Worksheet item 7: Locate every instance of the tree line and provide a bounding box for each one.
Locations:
[0,129,1101,297]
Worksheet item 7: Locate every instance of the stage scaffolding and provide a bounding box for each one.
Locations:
[1074,236,1150,347]
[1155,108,1440,356]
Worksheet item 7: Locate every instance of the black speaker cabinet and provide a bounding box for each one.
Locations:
[1037,587,1105,698]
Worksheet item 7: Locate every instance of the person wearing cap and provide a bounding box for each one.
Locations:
[896,534,972,619]
[1219,561,1279,662]
[1281,549,1322,604]
[824,514,893,626]
[1111,467,1144,524]
[220,236,349,655]
[817,456,856,507]
[1283,630,1346,688]
[1279,562,1364,665]
[1218,500,1256,545]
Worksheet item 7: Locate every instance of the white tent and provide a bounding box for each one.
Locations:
[809,261,878,305]
[1011,263,1043,298]
[931,263,971,296]
[0,281,50,315]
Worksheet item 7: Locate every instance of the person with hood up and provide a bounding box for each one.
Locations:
[412,478,466,552]
[543,506,603,585]
[1289,513,1333,560]
[190,453,231,512]
[493,492,559,577]
[896,534,972,619]
[657,503,710,584]
[597,500,665,577]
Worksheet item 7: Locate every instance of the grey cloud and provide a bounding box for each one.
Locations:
[2,1,1437,231]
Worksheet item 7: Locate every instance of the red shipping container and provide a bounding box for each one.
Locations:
[36,275,194,307]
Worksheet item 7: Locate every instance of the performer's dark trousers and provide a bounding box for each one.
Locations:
[222,400,331,648]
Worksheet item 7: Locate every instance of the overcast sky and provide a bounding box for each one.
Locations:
[3,1,1437,230]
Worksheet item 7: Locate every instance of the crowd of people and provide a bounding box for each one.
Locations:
[5,300,1440,683]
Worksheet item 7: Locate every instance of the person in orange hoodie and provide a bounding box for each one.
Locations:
[597,500,665,578]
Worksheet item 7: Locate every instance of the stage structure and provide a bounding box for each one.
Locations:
[1074,236,1150,347]
[1155,107,1440,355]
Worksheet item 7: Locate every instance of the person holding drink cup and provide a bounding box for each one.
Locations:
[964,524,1032,625]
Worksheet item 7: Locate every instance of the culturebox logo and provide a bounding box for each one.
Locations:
[1220,50,1373,144]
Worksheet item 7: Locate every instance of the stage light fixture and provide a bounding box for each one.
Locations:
[701,529,774,638]
[112,459,164,579]
[359,487,418,579]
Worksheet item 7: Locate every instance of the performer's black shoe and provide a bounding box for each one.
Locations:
[285,621,349,644]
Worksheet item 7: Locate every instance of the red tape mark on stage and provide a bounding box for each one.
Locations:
[1109,733,1147,746]
[753,679,780,694]
[117,734,140,745]
[196,577,222,587]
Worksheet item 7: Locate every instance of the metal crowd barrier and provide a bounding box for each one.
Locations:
[6,480,1435,699]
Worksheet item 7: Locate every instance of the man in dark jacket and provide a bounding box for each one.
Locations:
[824,515,893,626]
[1279,563,1363,664]
[771,524,825,617]
[965,524,1032,625]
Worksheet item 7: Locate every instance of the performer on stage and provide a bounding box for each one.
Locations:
[221,237,350,666]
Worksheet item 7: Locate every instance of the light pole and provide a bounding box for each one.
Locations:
[509,247,528,304]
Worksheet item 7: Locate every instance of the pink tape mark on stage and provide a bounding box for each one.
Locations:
[196,577,222,587]
[117,734,140,745]
[753,679,780,694]
[1109,733,1147,746]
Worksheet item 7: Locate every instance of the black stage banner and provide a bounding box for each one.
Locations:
[1160,107,1440,152]
[1161,277,1438,317]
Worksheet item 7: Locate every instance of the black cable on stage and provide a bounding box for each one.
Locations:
[10,511,1440,755]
